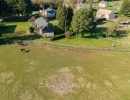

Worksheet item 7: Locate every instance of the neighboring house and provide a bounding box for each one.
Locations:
[92,3,99,8]
[96,9,116,19]
[41,8,56,19]
[76,2,86,10]
[34,17,54,37]
[99,1,108,8]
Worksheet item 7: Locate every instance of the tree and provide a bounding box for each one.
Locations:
[58,6,73,33]
[58,6,66,33]
[31,0,63,9]
[106,24,118,37]
[56,4,63,20]
[66,6,73,30]
[71,7,95,38]
[120,0,130,15]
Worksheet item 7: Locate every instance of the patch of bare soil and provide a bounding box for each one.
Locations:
[46,67,76,95]
[19,90,42,100]
[104,80,113,87]
[0,71,14,84]
[76,66,84,74]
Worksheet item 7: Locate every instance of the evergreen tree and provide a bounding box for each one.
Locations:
[58,5,66,33]
[66,6,73,30]
[58,6,73,33]
[17,0,26,16]
[71,7,95,38]
[120,0,130,15]
[56,4,63,20]
[25,0,33,16]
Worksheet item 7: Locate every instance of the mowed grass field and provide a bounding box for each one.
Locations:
[1,22,30,37]
[1,43,130,100]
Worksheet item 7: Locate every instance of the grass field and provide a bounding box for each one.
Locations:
[1,22,30,37]
[1,43,130,100]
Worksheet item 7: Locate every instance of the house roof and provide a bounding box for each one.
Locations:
[45,8,56,14]
[99,1,108,4]
[32,13,40,18]
[34,17,48,29]
[97,9,113,15]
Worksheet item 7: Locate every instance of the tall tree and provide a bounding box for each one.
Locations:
[71,7,95,38]
[56,4,63,20]
[120,0,130,15]
[58,5,66,33]
[66,6,73,30]
[58,6,73,33]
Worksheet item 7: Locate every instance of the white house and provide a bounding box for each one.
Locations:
[96,9,116,19]
[76,2,86,10]
[41,8,56,19]
[99,1,108,8]
[34,17,54,37]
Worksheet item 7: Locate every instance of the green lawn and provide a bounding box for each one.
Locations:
[49,20,58,26]
[1,22,30,37]
[1,43,130,100]
[107,1,122,13]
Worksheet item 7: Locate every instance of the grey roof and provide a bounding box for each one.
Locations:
[0,19,3,23]
[34,17,48,29]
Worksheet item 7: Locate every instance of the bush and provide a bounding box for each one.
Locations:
[49,34,65,41]
[29,27,34,33]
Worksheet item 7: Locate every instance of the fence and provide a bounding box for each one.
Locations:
[24,40,130,52]
[102,38,130,46]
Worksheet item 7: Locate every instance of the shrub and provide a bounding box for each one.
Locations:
[49,34,65,41]
[29,27,34,33]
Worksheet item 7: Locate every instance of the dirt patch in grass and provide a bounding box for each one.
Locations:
[19,90,42,100]
[46,67,76,95]
[0,71,14,84]
[30,61,37,65]
[76,66,84,74]
[104,80,113,87]
[77,77,86,87]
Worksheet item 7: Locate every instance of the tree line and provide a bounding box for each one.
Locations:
[0,0,32,18]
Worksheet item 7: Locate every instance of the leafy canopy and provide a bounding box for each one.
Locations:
[71,7,95,37]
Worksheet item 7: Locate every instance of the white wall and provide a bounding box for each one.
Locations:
[99,3,107,8]
[43,32,54,37]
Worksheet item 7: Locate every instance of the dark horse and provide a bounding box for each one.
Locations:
[21,48,25,52]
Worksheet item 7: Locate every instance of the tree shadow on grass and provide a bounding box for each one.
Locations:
[84,27,107,38]
[1,25,17,34]
[0,34,42,45]
[49,24,63,35]
[25,50,31,53]
[113,30,129,38]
